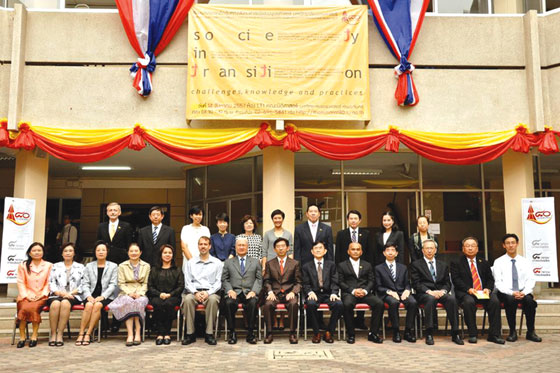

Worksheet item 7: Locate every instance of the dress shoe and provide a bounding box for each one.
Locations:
[346,335,355,344]
[246,333,257,344]
[181,334,196,345]
[312,333,321,343]
[264,333,273,344]
[16,340,26,348]
[323,331,334,344]
[155,338,163,345]
[403,331,416,343]
[452,333,464,345]
[487,335,505,344]
[110,325,120,333]
[506,331,518,342]
[205,334,217,345]
[368,332,383,344]
[163,337,171,345]
[228,331,237,344]
[526,331,542,343]
[289,333,298,344]
[392,331,402,343]
[29,339,38,348]
[425,334,434,345]
[468,336,477,344]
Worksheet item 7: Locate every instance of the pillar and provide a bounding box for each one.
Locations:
[262,147,294,234]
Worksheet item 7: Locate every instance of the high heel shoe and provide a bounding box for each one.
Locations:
[75,333,85,346]
[29,339,38,348]
[16,340,26,348]
[82,334,91,346]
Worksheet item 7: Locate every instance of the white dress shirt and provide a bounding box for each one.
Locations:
[383,231,390,245]
[493,254,535,295]
[108,219,119,237]
[423,256,437,278]
[308,220,319,241]
[350,258,367,296]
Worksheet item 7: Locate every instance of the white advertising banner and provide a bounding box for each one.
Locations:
[0,197,36,283]
[522,197,558,282]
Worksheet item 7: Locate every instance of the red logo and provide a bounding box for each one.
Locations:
[526,204,552,225]
[6,204,31,226]
[6,270,16,277]
[342,11,360,25]
[533,267,542,274]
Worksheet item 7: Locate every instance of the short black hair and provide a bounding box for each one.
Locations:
[189,206,204,218]
[149,206,163,215]
[312,240,326,249]
[273,237,290,248]
[502,233,519,243]
[307,203,321,213]
[216,212,229,223]
[417,215,430,224]
[462,236,479,246]
[384,243,397,251]
[347,210,362,220]
[271,209,285,220]
[93,240,109,254]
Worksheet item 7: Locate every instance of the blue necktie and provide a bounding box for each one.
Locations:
[152,226,158,244]
[390,263,396,282]
[240,258,245,275]
[429,261,436,282]
[512,259,519,292]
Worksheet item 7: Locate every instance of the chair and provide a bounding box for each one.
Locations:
[303,303,341,341]
[181,303,220,340]
[261,301,301,339]
[342,303,373,340]
[223,303,261,341]
[469,302,525,336]
[145,304,182,341]
[381,302,419,340]
[418,303,451,339]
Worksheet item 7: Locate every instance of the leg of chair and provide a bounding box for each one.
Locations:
[258,308,261,341]
[382,314,386,339]
[142,315,146,342]
[214,310,219,339]
[482,309,487,336]
[67,320,72,340]
[419,309,424,339]
[98,318,101,343]
[459,309,464,339]
[12,316,17,345]
[519,309,525,335]
[176,309,181,342]
[337,317,341,341]
[304,308,307,341]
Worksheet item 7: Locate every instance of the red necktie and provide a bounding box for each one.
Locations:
[470,259,482,291]
[280,259,284,275]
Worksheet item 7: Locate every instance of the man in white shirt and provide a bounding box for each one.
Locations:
[59,215,77,246]
[493,233,541,342]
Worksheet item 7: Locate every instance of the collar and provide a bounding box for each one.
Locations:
[277,256,287,263]
[423,257,436,266]
[314,258,324,266]
[350,258,360,265]
[238,255,247,261]
[308,220,319,228]
[110,219,119,226]
[349,227,359,233]
[153,224,162,230]
[386,260,395,267]
[29,260,48,272]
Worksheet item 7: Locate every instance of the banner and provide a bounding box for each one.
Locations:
[0,197,36,283]
[186,5,370,120]
[522,197,558,282]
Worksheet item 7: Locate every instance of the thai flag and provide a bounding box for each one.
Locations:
[368,0,430,106]
[116,0,194,97]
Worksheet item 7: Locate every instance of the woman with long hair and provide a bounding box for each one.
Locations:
[374,211,405,265]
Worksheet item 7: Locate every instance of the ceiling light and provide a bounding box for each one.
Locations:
[81,166,132,171]
[331,169,382,176]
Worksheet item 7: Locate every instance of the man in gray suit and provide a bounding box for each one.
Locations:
[222,237,262,344]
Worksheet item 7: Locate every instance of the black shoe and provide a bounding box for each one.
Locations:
[29,339,38,348]
[228,331,237,344]
[368,332,383,344]
[487,335,506,344]
[155,338,163,345]
[403,331,416,343]
[181,334,195,345]
[16,340,26,348]
[468,336,477,344]
[110,325,120,333]
[246,333,257,345]
[346,335,355,344]
[392,331,402,343]
[205,334,217,345]
[163,337,171,345]
[506,331,518,342]
[425,334,434,345]
[452,333,464,345]
[526,331,542,343]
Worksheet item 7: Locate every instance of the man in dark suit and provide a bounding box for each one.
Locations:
[338,242,384,344]
[294,203,333,266]
[263,237,302,344]
[451,237,504,344]
[96,202,133,265]
[375,243,417,343]
[221,237,262,345]
[138,206,176,266]
[302,241,343,343]
[410,239,463,345]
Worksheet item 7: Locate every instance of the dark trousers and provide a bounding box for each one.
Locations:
[306,292,343,334]
[150,296,181,335]
[498,292,537,332]
[263,294,298,333]
[224,293,258,333]
[459,292,501,337]
[382,294,418,331]
[416,292,459,332]
[342,293,383,336]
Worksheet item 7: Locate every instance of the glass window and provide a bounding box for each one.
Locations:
[230,198,256,236]
[296,192,343,233]
[438,0,490,14]
[524,0,543,12]
[422,158,481,189]
[343,152,418,189]
[295,152,341,190]
[207,158,253,198]
[483,158,503,189]
[255,156,263,192]
[207,200,228,234]
[539,153,560,189]
[188,167,205,201]
[547,0,560,11]
[486,192,506,263]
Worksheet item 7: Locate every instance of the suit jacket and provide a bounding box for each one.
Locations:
[302,259,339,296]
[97,220,133,264]
[49,261,85,301]
[450,256,495,300]
[294,221,333,266]
[137,224,176,266]
[375,261,411,295]
[222,256,263,296]
[82,260,118,300]
[408,232,438,262]
[264,257,302,296]
[410,257,451,294]
[337,259,375,295]
[374,230,405,265]
[117,260,151,296]
[335,228,374,265]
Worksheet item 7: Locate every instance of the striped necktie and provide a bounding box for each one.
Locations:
[470,259,482,291]
[153,226,158,244]
[390,263,396,281]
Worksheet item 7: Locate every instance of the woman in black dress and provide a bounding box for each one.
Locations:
[375,211,405,265]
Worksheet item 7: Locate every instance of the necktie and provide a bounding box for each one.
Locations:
[351,230,357,243]
[470,259,482,291]
[312,224,317,241]
[66,226,70,243]
[109,224,116,241]
[280,259,284,275]
[512,259,519,292]
[317,262,323,288]
[240,258,245,275]
[390,263,396,282]
[153,226,158,244]
[429,261,436,282]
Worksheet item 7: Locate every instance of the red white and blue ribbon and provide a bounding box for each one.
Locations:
[368,0,429,106]
[116,0,193,97]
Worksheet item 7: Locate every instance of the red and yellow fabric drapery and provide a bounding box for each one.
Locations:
[1,119,559,165]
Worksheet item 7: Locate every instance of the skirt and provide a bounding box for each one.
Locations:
[83,298,112,308]
[46,296,81,307]
[17,298,47,324]
[108,295,149,322]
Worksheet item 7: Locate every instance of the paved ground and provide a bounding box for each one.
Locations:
[1,332,558,373]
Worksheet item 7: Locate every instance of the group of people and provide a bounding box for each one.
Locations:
[15,202,542,348]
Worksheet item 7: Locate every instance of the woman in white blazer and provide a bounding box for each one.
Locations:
[75,241,118,345]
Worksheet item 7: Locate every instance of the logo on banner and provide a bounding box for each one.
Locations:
[526,204,552,225]
[6,270,16,279]
[342,11,361,25]
[6,204,31,226]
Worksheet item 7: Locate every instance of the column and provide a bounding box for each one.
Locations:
[262,147,294,234]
